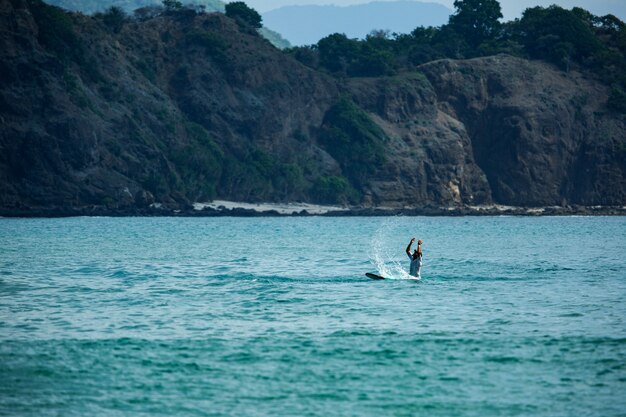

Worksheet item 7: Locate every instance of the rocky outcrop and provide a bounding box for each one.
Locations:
[346,74,491,207]
[420,56,626,206]
[0,0,624,214]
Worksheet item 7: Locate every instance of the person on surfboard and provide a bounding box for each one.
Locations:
[406,238,422,278]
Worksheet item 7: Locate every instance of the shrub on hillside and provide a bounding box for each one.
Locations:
[225,1,262,29]
[317,33,396,76]
[28,0,83,62]
[515,6,603,68]
[312,176,360,205]
[133,5,163,21]
[162,0,183,11]
[94,6,127,33]
[171,122,224,201]
[185,30,226,53]
[319,97,387,188]
[608,87,626,113]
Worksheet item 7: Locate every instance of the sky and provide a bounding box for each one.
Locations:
[248,0,626,21]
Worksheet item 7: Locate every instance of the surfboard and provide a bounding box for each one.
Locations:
[366,272,421,281]
[366,272,387,280]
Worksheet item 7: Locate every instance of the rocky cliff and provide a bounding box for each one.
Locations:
[420,56,626,206]
[0,0,624,214]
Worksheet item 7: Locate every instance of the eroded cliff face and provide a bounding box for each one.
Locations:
[420,56,626,206]
[0,0,624,213]
[346,74,491,207]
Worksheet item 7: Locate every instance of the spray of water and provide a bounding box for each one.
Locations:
[369,216,413,280]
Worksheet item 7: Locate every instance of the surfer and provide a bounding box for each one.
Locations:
[406,238,422,278]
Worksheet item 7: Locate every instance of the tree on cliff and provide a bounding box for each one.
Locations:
[162,0,183,11]
[516,6,603,70]
[225,2,262,29]
[317,33,359,74]
[316,33,396,76]
[94,7,127,33]
[449,0,503,47]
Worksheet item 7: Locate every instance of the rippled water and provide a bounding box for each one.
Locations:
[1,216,625,416]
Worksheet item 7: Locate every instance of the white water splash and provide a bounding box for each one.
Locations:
[369,216,415,280]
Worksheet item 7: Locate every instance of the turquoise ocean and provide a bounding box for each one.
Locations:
[1,216,625,416]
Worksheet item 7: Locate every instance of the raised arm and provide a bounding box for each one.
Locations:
[406,238,415,256]
[417,240,422,257]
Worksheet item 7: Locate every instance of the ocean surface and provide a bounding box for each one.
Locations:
[1,216,625,416]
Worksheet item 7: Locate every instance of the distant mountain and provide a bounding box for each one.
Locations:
[263,1,452,46]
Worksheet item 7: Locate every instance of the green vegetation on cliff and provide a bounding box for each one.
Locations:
[312,176,359,205]
[289,1,626,112]
[320,97,387,189]
[29,0,83,61]
[225,1,261,29]
[43,0,291,49]
[44,0,224,14]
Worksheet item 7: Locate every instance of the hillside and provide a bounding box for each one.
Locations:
[0,0,624,215]
[43,0,291,49]
[262,1,452,46]
[43,0,225,14]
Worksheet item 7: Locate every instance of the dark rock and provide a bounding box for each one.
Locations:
[420,55,626,206]
[134,190,155,208]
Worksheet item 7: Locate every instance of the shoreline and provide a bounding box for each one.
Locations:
[1,201,625,218]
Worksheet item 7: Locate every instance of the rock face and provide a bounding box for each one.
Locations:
[0,0,624,214]
[420,56,626,206]
[346,74,491,207]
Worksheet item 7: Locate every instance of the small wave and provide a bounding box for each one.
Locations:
[105,269,162,280]
[327,330,398,338]
[558,312,584,317]
[486,319,512,325]
[425,274,528,282]
[0,279,33,294]
[205,272,365,284]
[484,355,521,364]
[73,266,106,274]
[59,285,99,294]
[529,264,576,273]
